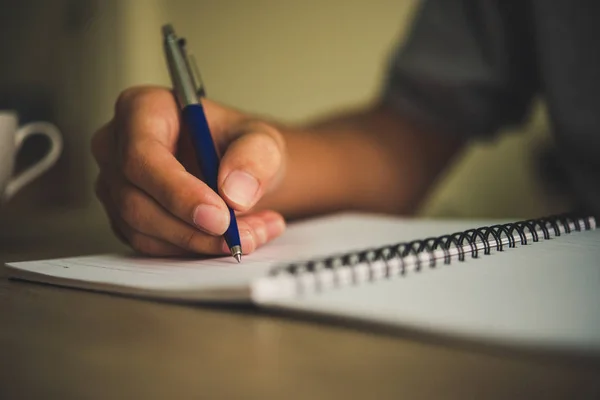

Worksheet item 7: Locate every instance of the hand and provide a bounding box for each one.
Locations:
[91,86,287,256]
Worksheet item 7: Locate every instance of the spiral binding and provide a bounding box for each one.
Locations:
[267,214,596,289]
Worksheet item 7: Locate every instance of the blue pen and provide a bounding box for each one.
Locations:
[162,24,242,262]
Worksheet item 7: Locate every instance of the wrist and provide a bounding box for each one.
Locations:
[254,123,354,218]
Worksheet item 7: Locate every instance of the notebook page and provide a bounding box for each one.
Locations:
[264,228,600,353]
[5,213,488,301]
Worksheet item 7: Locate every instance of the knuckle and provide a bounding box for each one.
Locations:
[245,120,286,151]
[179,229,200,250]
[168,226,217,253]
[243,131,283,178]
[115,86,171,116]
[261,122,286,151]
[115,87,144,115]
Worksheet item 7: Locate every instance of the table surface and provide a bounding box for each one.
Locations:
[1,221,600,400]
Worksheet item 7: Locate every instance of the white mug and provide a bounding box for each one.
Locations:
[0,110,63,202]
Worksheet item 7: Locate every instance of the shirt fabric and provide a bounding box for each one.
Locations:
[383,0,600,216]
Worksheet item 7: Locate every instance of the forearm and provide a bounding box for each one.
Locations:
[259,103,465,218]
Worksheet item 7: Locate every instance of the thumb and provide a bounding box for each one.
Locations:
[218,126,285,212]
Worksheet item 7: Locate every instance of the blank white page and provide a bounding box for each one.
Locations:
[266,228,600,353]
[5,213,486,301]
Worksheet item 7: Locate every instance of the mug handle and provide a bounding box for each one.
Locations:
[3,122,63,201]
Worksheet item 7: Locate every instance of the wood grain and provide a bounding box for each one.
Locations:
[1,232,599,399]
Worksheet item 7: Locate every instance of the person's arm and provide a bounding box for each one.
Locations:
[92,0,535,257]
[258,103,465,219]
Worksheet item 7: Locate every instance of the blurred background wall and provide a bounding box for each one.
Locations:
[0,0,562,242]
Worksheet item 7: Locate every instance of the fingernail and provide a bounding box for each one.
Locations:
[193,204,229,235]
[222,170,259,209]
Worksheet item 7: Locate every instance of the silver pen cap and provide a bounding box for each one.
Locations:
[162,24,204,107]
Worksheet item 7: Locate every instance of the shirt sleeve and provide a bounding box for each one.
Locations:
[382,0,538,139]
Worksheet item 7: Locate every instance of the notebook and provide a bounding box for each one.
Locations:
[5,212,600,355]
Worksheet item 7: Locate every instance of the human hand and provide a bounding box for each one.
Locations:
[91,87,286,256]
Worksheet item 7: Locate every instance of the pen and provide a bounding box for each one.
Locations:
[162,24,242,262]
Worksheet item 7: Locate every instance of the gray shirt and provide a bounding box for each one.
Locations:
[383,0,600,215]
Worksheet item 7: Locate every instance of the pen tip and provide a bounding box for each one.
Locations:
[230,245,242,263]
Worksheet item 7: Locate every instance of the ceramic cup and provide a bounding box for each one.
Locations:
[0,110,62,202]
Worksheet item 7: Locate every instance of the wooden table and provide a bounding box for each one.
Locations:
[1,222,599,399]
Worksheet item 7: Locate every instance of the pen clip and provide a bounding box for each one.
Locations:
[162,24,202,106]
[178,37,206,98]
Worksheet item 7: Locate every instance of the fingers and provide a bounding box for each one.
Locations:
[96,169,228,254]
[237,210,286,250]
[95,173,286,256]
[114,216,192,257]
[221,211,286,254]
[218,124,285,212]
[91,86,288,257]
[104,87,231,235]
[95,176,188,256]
[120,138,230,235]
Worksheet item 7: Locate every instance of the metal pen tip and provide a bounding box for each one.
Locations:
[230,245,242,263]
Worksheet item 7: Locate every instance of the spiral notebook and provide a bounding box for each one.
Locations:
[6,213,600,354]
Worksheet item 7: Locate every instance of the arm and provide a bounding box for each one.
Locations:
[259,102,465,218]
